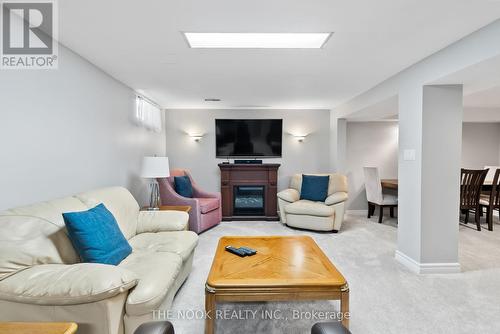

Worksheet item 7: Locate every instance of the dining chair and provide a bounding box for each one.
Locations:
[363,167,398,224]
[484,166,500,182]
[460,168,488,231]
[480,168,500,231]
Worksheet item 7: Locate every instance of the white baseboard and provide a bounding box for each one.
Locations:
[395,250,461,274]
[346,209,367,216]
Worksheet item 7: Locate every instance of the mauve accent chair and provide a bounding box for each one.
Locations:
[158,169,222,234]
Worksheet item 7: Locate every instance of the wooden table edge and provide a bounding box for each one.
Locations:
[0,322,78,334]
[381,179,398,190]
[205,281,349,291]
[65,323,78,334]
[204,283,350,333]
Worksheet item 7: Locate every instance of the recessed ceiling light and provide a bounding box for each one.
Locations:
[184,33,332,49]
[205,98,221,102]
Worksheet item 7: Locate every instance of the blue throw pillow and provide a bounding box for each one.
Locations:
[62,203,132,265]
[300,174,330,202]
[174,175,193,198]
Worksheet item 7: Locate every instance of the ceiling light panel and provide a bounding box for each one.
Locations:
[184,33,332,49]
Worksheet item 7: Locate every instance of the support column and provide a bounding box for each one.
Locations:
[330,111,347,173]
[396,84,463,274]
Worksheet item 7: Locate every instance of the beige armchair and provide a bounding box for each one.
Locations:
[0,187,198,334]
[277,173,349,232]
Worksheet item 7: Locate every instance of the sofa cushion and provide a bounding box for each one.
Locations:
[286,214,336,232]
[63,204,132,265]
[119,251,182,316]
[285,200,335,217]
[0,263,137,305]
[290,173,348,196]
[128,231,198,262]
[198,198,220,214]
[0,214,80,281]
[300,175,330,202]
[136,210,189,234]
[75,187,140,240]
[4,196,89,228]
[0,196,88,280]
[174,176,193,198]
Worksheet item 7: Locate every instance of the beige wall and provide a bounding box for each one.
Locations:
[345,122,399,210]
[461,122,500,169]
[164,109,331,192]
[345,121,500,210]
[0,45,165,210]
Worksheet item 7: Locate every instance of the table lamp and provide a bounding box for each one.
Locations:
[141,156,170,210]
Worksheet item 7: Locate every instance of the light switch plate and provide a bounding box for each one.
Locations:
[403,149,416,161]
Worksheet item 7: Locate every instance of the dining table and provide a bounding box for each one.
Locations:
[381,179,494,191]
[381,179,398,190]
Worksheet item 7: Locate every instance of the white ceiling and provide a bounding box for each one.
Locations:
[466,86,500,108]
[434,55,500,108]
[59,0,500,109]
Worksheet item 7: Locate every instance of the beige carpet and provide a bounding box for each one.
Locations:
[162,213,500,334]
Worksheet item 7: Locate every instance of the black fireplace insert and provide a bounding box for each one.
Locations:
[233,185,265,216]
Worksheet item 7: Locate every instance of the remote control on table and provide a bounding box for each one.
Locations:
[239,246,257,256]
[225,246,247,257]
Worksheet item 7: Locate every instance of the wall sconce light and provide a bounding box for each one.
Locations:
[293,135,307,143]
[189,134,204,142]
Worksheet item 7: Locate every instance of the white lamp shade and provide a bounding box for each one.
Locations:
[141,157,170,178]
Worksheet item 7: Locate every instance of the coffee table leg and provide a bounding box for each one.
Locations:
[340,288,350,329]
[205,288,216,334]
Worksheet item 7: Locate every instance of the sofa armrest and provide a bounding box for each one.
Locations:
[137,210,189,233]
[311,322,351,334]
[0,263,137,305]
[277,189,300,203]
[134,321,175,334]
[325,192,348,206]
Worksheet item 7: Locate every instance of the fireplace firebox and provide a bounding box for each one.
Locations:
[233,186,265,216]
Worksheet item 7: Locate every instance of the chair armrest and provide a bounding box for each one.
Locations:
[134,321,175,334]
[311,322,351,334]
[325,192,348,206]
[137,210,189,233]
[0,263,137,305]
[277,189,300,203]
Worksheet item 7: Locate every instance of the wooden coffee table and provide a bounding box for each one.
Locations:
[141,205,191,212]
[205,236,349,334]
[0,322,78,334]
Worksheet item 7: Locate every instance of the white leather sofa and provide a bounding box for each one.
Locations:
[0,187,198,334]
[277,173,349,232]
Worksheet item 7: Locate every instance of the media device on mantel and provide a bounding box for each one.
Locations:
[234,159,263,164]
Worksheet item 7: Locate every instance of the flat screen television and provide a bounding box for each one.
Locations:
[215,119,283,158]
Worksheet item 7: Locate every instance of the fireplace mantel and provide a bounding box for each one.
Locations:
[218,163,280,221]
